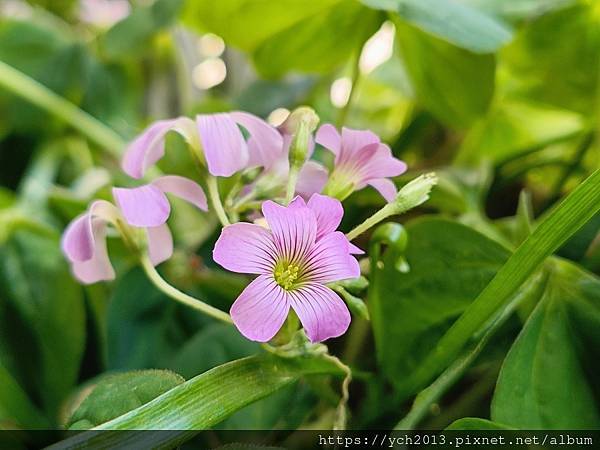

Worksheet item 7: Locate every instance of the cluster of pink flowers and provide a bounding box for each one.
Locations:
[62,110,407,342]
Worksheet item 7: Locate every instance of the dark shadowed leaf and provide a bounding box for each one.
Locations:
[369,218,509,391]
[101,0,184,60]
[0,230,85,417]
[446,417,512,430]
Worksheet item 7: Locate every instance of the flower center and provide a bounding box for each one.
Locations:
[322,168,357,201]
[274,262,301,290]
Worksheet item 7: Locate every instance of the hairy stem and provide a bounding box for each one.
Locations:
[141,255,233,324]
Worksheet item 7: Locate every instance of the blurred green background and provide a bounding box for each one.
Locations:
[0,0,599,445]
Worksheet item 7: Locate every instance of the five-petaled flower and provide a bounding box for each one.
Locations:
[316,124,407,202]
[121,112,283,178]
[213,194,360,342]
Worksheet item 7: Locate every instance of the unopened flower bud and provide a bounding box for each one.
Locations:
[282,107,319,168]
[391,173,438,214]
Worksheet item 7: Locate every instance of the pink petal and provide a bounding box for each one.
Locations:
[230,111,283,169]
[213,222,278,275]
[303,231,360,283]
[61,200,117,262]
[315,124,341,156]
[296,161,328,198]
[146,224,173,265]
[261,200,317,263]
[340,127,380,159]
[72,220,115,284]
[197,113,248,177]
[62,213,93,262]
[152,175,208,211]
[359,144,407,181]
[121,119,179,179]
[288,283,350,342]
[113,185,170,227]
[367,178,398,203]
[348,241,365,255]
[307,194,343,240]
[230,275,290,342]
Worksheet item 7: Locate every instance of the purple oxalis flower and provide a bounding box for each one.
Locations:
[62,175,207,284]
[112,175,208,258]
[316,124,407,202]
[121,112,283,178]
[62,200,119,284]
[213,194,360,343]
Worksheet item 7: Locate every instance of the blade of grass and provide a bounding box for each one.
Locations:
[49,354,344,449]
[397,167,600,396]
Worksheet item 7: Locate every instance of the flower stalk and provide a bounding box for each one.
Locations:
[206,176,231,226]
[346,173,438,241]
[140,255,233,324]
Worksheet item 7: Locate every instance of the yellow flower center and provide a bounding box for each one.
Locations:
[274,262,301,290]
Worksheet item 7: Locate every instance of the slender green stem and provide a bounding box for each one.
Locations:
[346,203,396,241]
[206,176,231,226]
[346,173,437,241]
[141,255,233,324]
[0,60,125,157]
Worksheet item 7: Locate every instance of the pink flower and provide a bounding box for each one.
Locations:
[316,124,407,201]
[121,112,283,179]
[112,175,208,260]
[61,175,208,284]
[213,194,361,342]
[62,200,119,284]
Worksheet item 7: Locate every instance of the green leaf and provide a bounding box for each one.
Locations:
[491,260,600,428]
[168,323,259,379]
[51,354,344,448]
[184,0,380,77]
[369,218,509,391]
[0,359,48,429]
[363,0,512,52]
[446,417,512,430]
[397,167,600,397]
[501,3,600,114]
[101,0,184,60]
[459,0,577,21]
[67,370,185,429]
[252,1,381,78]
[457,99,584,164]
[395,21,496,128]
[0,230,85,416]
[106,268,197,371]
[183,0,344,52]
